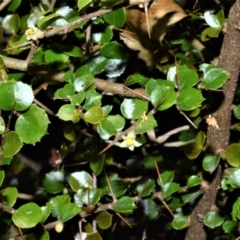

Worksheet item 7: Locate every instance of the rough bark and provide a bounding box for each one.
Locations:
[185,1,240,239]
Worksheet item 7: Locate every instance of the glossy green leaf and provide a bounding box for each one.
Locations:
[172,213,189,229]
[187,175,201,188]
[140,199,158,220]
[83,90,102,110]
[85,232,102,240]
[232,198,240,221]
[114,196,137,214]
[92,25,113,44]
[69,171,93,191]
[135,115,158,134]
[87,55,109,75]
[203,155,220,173]
[233,105,240,119]
[3,131,22,158]
[0,170,4,187]
[95,211,112,229]
[126,73,150,86]
[43,171,64,194]
[74,65,94,92]
[201,27,221,41]
[56,104,76,121]
[103,8,126,28]
[54,83,75,99]
[226,143,240,167]
[63,45,82,57]
[38,13,62,30]
[74,188,102,207]
[41,203,52,223]
[2,187,18,207]
[100,41,128,60]
[146,79,177,110]
[12,203,42,228]
[199,63,215,74]
[15,104,50,144]
[106,114,125,132]
[203,211,225,229]
[177,89,205,111]
[44,49,68,65]
[121,99,148,119]
[70,92,85,106]
[60,202,80,222]
[89,153,105,176]
[228,169,240,188]
[0,80,34,111]
[202,68,228,89]
[63,125,76,141]
[49,195,70,217]
[204,9,225,28]
[162,182,180,199]
[78,0,92,11]
[222,220,238,234]
[97,118,117,139]
[104,180,128,198]
[181,189,204,204]
[136,179,155,197]
[2,14,20,34]
[8,0,21,12]
[161,171,175,185]
[84,106,104,124]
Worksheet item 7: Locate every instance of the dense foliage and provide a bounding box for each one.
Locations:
[0,0,240,239]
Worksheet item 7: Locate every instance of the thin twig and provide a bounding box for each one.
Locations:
[0,0,11,11]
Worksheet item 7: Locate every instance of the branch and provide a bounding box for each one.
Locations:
[0,0,11,11]
[185,1,240,239]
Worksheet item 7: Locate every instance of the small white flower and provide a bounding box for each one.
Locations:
[25,26,44,41]
[119,130,142,151]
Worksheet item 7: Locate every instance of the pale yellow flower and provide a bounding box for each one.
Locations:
[119,130,142,151]
[25,26,44,41]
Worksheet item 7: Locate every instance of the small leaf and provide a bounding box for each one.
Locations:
[136,179,155,197]
[181,189,204,204]
[203,211,225,229]
[187,175,201,188]
[54,83,75,99]
[226,143,240,167]
[87,55,109,75]
[92,25,113,44]
[15,104,50,144]
[56,104,76,121]
[12,203,42,228]
[95,211,112,229]
[103,8,126,28]
[177,88,205,111]
[63,45,82,57]
[63,125,76,142]
[2,187,18,207]
[203,155,220,173]
[89,153,105,176]
[233,105,240,120]
[0,170,5,187]
[43,171,64,194]
[135,115,158,134]
[232,198,240,221]
[162,182,180,199]
[50,195,70,217]
[2,14,20,34]
[84,106,104,124]
[37,13,62,30]
[78,0,92,11]
[172,213,189,230]
[139,199,158,220]
[8,0,21,12]
[69,171,93,192]
[114,196,137,214]
[121,99,148,119]
[41,203,52,223]
[228,169,240,188]
[222,220,238,234]
[60,202,80,222]
[204,9,225,28]
[0,117,6,134]
[3,131,22,158]
[161,171,175,185]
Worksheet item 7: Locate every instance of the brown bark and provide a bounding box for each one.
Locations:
[185,1,240,239]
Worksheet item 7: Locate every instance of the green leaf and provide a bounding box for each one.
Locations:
[87,55,109,75]
[89,153,105,176]
[203,155,220,173]
[161,171,175,185]
[95,211,112,229]
[2,187,18,207]
[204,9,225,28]
[78,0,92,11]
[74,188,102,207]
[69,171,93,191]
[203,211,225,229]
[43,171,64,194]
[177,88,205,111]
[74,65,94,92]
[187,175,201,188]
[49,195,70,217]
[70,92,85,106]
[226,143,240,167]
[85,232,102,240]
[63,45,82,57]
[97,118,117,139]
[139,199,158,220]
[172,213,189,229]
[92,25,113,44]
[146,79,177,110]
[202,68,228,89]
[8,0,21,12]
[37,13,62,30]
[56,104,76,121]
[54,83,75,99]
[12,203,42,228]
[181,189,204,204]
[103,8,126,28]
[201,27,221,41]
[135,115,158,134]
[136,179,155,197]
[222,220,238,234]
[0,80,34,111]
[105,180,128,198]
[3,131,22,158]
[114,196,137,214]
[60,202,80,222]
[2,14,20,34]
[126,73,150,86]
[44,49,68,65]
[233,105,240,119]
[162,182,180,199]
[41,203,52,223]
[228,169,240,188]
[232,198,240,221]
[121,99,148,119]
[84,106,104,124]
[83,90,102,110]
[15,104,50,144]
[63,125,76,141]
[100,41,128,60]
[0,170,5,187]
